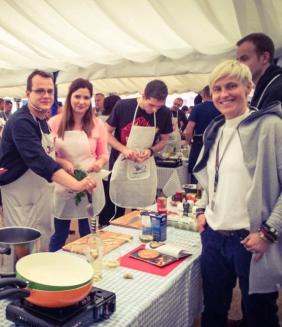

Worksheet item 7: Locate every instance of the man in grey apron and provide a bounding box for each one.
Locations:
[0,70,96,250]
[170,97,188,137]
[106,80,173,212]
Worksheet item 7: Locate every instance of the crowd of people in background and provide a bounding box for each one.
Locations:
[0,32,281,327]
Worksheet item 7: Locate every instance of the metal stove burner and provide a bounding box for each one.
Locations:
[6,287,116,327]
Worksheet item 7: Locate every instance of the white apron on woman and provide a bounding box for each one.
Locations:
[1,124,55,251]
[53,131,105,219]
[110,105,157,208]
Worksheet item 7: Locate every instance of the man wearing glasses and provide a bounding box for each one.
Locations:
[0,70,96,250]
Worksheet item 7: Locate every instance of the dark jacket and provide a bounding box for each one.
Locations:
[251,64,282,109]
[0,105,61,185]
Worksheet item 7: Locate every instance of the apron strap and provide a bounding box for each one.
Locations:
[132,102,156,128]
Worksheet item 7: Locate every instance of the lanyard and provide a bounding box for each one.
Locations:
[211,127,237,210]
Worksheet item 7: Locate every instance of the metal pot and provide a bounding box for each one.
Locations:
[0,227,41,275]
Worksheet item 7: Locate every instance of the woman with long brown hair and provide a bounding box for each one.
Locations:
[48,78,108,251]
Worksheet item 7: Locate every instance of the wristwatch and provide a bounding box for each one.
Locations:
[148,147,154,157]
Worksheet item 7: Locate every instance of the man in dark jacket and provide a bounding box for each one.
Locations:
[236,33,282,109]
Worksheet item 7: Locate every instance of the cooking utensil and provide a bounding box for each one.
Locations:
[26,282,92,308]
[0,277,92,308]
[0,252,94,308]
[16,252,93,291]
[0,277,30,300]
[0,227,41,275]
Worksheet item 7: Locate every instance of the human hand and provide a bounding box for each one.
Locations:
[136,149,151,163]
[241,232,270,262]
[87,160,103,173]
[61,159,74,175]
[121,148,139,162]
[76,176,97,193]
[196,214,206,233]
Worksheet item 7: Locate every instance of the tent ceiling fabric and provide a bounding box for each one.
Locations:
[0,0,282,97]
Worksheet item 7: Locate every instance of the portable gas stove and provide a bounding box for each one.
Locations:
[5,287,116,327]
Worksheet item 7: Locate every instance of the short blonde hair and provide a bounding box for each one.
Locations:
[209,60,252,91]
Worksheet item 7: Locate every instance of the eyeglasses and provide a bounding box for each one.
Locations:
[31,89,54,96]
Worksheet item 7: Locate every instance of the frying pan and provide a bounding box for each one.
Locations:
[0,252,94,307]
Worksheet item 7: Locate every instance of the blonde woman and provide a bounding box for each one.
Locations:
[194,60,281,327]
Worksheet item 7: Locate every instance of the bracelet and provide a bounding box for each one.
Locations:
[196,208,205,219]
[258,227,276,243]
[260,222,279,242]
[148,147,154,157]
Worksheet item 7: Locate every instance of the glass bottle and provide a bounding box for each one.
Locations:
[86,216,103,282]
[139,211,153,243]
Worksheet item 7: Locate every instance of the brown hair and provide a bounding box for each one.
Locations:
[144,80,168,101]
[201,85,211,98]
[102,95,121,116]
[26,70,54,91]
[236,33,275,63]
[57,78,94,138]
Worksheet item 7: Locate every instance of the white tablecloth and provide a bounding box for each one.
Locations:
[157,161,190,196]
[0,225,202,327]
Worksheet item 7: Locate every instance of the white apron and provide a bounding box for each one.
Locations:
[1,122,55,251]
[169,113,181,152]
[53,131,105,219]
[110,105,157,208]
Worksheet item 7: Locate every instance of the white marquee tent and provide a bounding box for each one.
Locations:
[0,0,282,97]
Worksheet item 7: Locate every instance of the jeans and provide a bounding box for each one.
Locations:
[200,225,279,327]
[49,217,91,252]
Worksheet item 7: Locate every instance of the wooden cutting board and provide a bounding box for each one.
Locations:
[110,210,142,229]
[62,230,133,255]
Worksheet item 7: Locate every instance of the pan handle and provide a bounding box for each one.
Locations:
[0,273,16,278]
[0,277,27,289]
[0,288,30,300]
[0,245,11,255]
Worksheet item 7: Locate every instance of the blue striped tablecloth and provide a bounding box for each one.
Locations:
[0,225,202,327]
